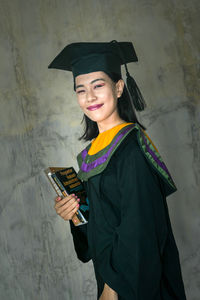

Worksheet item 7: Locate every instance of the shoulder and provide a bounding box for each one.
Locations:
[107,128,177,197]
[103,129,151,180]
[111,129,143,162]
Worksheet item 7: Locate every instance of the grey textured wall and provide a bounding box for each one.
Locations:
[0,0,199,299]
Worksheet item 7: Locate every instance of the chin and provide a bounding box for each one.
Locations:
[88,117,103,123]
[86,112,106,123]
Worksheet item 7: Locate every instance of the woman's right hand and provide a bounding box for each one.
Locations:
[54,194,80,221]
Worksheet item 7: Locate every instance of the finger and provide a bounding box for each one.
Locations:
[55,193,75,203]
[62,204,80,221]
[54,194,76,208]
[55,196,62,202]
[57,198,79,215]
[55,197,77,213]
[60,201,80,219]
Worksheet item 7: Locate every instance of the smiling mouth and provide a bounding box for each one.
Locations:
[87,104,104,111]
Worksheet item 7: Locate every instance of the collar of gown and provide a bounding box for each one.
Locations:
[88,122,133,155]
[76,123,177,196]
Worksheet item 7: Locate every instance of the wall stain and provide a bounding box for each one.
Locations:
[35,219,76,297]
[160,0,200,185]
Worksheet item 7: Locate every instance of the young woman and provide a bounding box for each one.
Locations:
[49,41,187,300]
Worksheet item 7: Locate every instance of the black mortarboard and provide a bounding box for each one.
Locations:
[48,41,146,111]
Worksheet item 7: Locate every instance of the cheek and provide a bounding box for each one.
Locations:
[105,90,118,107]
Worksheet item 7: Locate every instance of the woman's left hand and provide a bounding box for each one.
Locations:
[99,283,118,300]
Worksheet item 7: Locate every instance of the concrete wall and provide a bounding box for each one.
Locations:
[0,0,199,299]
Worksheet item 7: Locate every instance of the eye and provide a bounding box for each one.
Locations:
[76,89,85,94]
[94,83,105,89]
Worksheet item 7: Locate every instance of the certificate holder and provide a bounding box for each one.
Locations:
[44,167,89,226]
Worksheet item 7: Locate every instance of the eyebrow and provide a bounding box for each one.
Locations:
[75,78,106,90]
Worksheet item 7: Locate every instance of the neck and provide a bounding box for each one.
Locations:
[97,117,125,133]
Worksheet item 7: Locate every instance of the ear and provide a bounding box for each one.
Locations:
[115,79,125,98]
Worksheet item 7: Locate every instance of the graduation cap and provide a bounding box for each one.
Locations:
[48,40,146,111]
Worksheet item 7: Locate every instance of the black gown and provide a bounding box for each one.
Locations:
[70,129,187,300]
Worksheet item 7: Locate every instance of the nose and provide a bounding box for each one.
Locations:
[86,88,97,102]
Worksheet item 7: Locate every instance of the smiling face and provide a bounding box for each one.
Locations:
[75,71,124,131]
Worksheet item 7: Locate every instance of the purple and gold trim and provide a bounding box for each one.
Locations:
[81,125,133,173]
[77,123,177,194]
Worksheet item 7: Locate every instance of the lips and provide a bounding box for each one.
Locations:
[87,104,104,111]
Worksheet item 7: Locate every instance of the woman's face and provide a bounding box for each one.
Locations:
[75,71,124,125]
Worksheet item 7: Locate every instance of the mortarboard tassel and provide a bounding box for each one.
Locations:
[125,67,146,111]
[111,40,146,111]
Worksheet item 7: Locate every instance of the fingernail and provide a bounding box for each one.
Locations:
[72,194,75,196]
[77,204,79,207]
[77,199,80,202]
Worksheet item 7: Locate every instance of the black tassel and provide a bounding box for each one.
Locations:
[126,71,146,111]
[110,40,146,111]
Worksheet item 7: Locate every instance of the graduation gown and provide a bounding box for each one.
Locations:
[70,124,187,300]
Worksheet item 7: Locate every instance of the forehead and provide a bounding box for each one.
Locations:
[75,71,110,85]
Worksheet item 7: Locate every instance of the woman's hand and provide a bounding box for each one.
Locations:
[99,283,118,300]
[54,194,80,221]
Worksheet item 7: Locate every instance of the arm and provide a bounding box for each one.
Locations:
[69,180,91,263]
[54,194,91,263]
[69,220,91,263]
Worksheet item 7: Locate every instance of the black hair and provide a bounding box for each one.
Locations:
[75,72,146,141]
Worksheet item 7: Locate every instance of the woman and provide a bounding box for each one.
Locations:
[49,41,187,300]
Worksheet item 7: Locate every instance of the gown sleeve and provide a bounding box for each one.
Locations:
[69,220,91,263]
[96,137,186,299]
[69,182,91,263]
